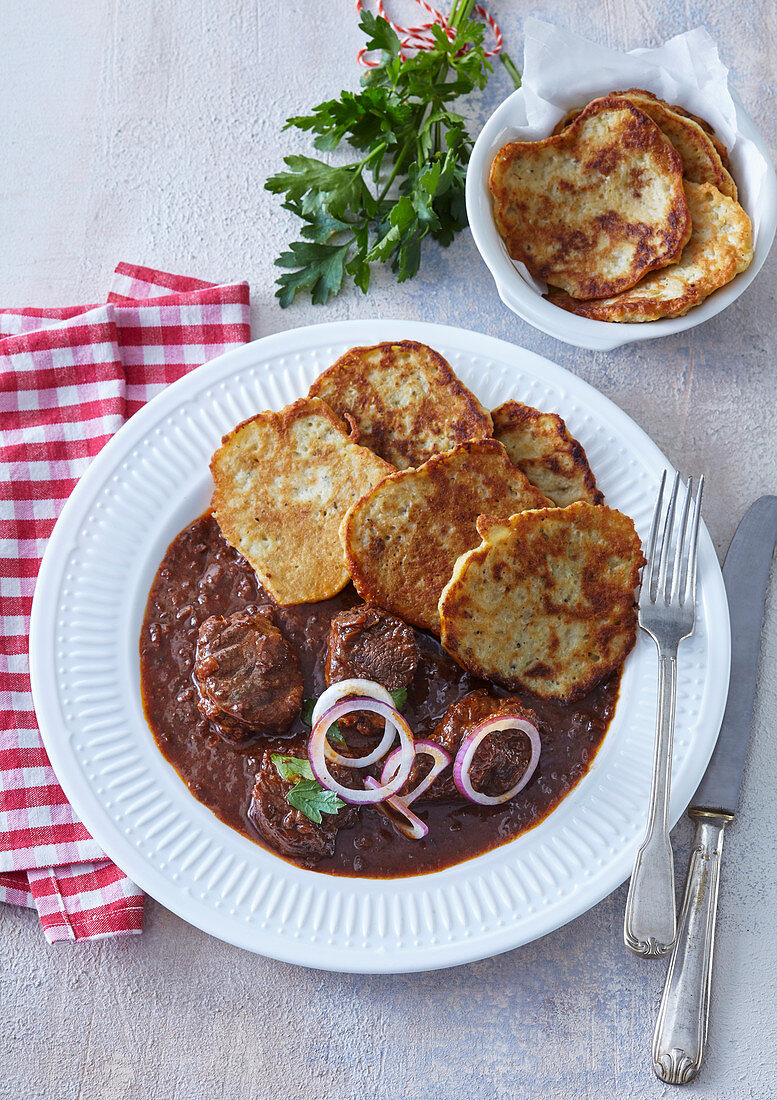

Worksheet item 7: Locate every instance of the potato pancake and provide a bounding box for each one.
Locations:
[547,181,753,322]
[489,96,691,300]
[492,400,604,506]
[341,439,550,633]
[211,398,393,605]
[308,341,493,469]
[439,503,645,700]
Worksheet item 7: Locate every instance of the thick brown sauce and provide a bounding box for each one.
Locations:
[140,514,620,877]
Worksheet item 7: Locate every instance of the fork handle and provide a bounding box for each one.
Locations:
[624,650,678,957]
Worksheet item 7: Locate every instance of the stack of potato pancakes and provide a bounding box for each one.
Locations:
[211,342,645,703]
[489,90,753,322]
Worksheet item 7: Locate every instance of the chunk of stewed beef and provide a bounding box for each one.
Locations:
[248,751,355,861]
[193,611,303,742]
[408,689,539,801]
[325,603,418,691]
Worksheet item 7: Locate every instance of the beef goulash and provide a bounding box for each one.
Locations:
[140,342,644,876]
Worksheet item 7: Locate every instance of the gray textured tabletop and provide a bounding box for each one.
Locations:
[1,2,776,1098]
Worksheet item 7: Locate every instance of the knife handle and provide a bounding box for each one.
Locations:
[652,810,732,1084]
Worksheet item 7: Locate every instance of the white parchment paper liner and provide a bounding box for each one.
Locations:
[465,19,776,347]
[515,19,767,233]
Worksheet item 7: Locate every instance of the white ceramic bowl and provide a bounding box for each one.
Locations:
[466,88,777,351]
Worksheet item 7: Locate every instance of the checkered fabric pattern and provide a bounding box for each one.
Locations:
[0,264,251,942]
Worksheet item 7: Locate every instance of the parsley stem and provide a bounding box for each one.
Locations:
[500,51,522,89]
[449,0,475,27]
[359,141,388,171]
[377,132,417,201]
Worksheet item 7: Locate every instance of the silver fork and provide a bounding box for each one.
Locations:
[624,471,705,958]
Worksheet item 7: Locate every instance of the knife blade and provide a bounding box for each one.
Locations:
[692,494,777,815]
[653,496,777,1085]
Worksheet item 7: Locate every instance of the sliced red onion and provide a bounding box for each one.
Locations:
[368,740,451,841]
[311,678,396,768]
[380,740,452,805]
[309,698,414,805]
[364,776,428,840]
[453,716,541,807]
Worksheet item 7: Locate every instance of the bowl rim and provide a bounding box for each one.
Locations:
[466,85,777,351]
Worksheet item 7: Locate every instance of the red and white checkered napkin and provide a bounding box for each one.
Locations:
[0,263,251,942]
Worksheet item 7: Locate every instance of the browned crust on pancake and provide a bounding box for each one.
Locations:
[492,400,604,505]
[554,90,735,196]
[341,438,551,634]
[218,395,349,448]
[490,96,691,300]
[608,91,736,198]
[546,180,753,322]
[438,503,645,700]
[211,397,394,605]
[308,341,493,470]
[615,89,731,168]
[675,112,731,168]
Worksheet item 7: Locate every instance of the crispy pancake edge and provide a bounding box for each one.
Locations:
[308,340,494,469]
[438,503,646,701]
[492,400,605,506]
[615,89,732,169]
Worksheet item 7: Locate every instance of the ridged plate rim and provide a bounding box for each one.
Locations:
[29,319,730,972]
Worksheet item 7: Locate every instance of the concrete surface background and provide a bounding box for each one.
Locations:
[1,1,775,1097]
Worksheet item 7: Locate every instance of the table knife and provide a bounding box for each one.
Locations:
[652,495,777,1084]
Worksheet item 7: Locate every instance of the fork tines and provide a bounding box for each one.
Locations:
[643,472,705,607]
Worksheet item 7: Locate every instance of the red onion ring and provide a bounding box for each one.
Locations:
[364,776,428,840]
[453,716,541,807]
[380,740,451,804]
[368,740,451,840]
[311,678,396,768]
[309,698,414,805]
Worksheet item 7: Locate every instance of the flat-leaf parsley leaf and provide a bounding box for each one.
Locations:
[266,3,520,306]
[270,754,346,824]
[390,687,408,710]
[299,697,346,746]
[286,780,346,825]
[270,753,314,782]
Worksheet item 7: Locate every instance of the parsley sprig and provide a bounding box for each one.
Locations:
[287,780,345,824]
[265,3,520,306]
[270,753,346,824]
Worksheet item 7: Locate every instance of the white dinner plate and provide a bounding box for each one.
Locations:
[29,320,730,973]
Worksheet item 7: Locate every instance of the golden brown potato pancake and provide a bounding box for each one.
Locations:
[489,96,691,300]
[492,400,604,506]
[547,181,753,322]
[211,398,393,605]
[439,503,645,700]
[341,439,550,633]
[308,341,493,469]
